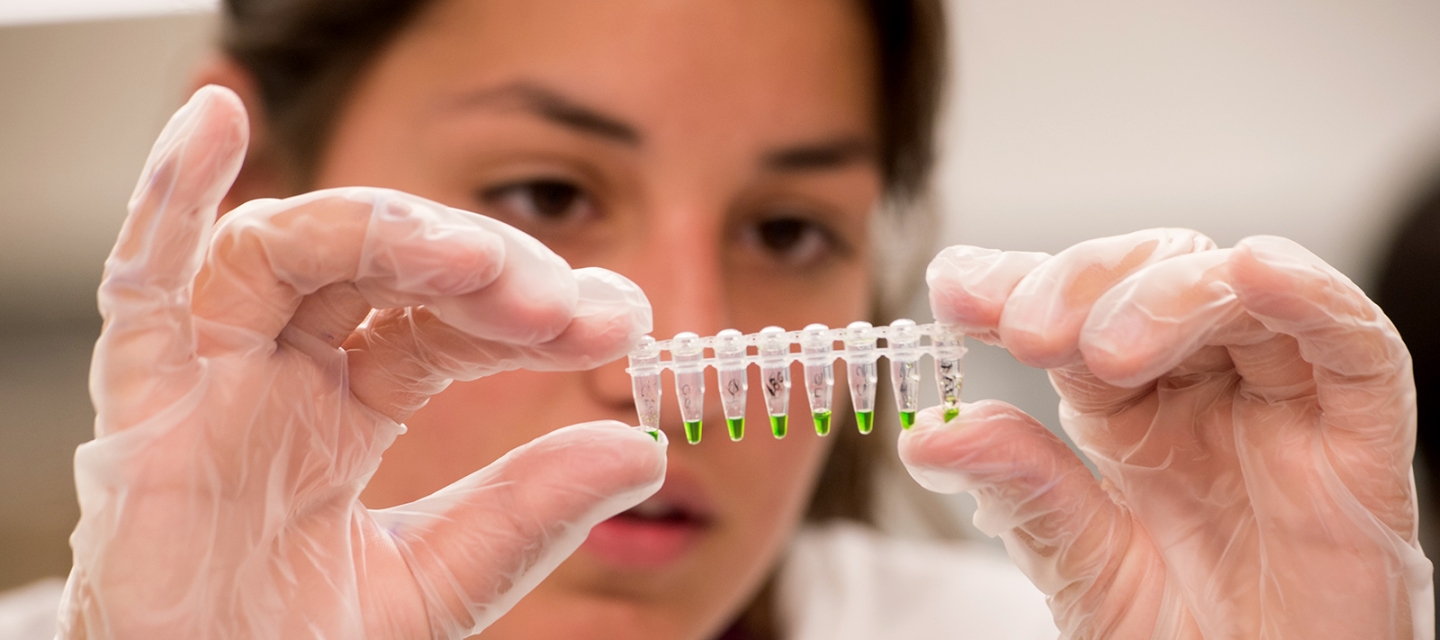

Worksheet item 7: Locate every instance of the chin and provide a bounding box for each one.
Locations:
[479,514,747,640]
[477,583,701,640]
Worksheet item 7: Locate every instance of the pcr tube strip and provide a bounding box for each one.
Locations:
[626,319,966,444]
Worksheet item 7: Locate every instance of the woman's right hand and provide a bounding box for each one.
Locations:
[59,85,668,639]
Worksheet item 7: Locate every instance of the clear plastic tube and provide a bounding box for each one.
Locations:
[714,329,748,441]
[800,324,836,436]
[888,319,923,430]
[758,327,792,438]
[672,332,705,444]
[843,321,879,434]
[627,336,662,438]
[932,326,965,423]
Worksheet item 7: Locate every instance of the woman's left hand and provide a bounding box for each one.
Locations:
[900,229,1433,639]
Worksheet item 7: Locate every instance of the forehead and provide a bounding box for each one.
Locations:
[385,0,878,144]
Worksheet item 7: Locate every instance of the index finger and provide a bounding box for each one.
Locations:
[345,267,652,421]
[998,229,1217,369]
[94,86,248,433]
[196,188,578,351]
[926,245,1050,344]
[1229,236,1414,437]
[1228,237,1417,533]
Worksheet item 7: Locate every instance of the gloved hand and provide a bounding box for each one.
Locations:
[901,229,1434,639]
[60,85,667,638]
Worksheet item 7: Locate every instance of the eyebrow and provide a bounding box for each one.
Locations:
[762,137,877,173]
[449,81,641,146]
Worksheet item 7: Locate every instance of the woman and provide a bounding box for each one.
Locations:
[40,0,1435,637]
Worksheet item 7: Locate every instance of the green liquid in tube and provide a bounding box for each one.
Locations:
[899,411,916,430]
[644,428,660,442]
[943,407,959,423]
[684,420,702,445]
[855,411,873,434]
[727,417,745,441]
[813,410,831,436]
[770,415,788,438]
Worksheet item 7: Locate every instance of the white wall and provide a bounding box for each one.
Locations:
[940,0,1440,280]
[0,14,212,322]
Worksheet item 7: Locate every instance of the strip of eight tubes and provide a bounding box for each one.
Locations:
[626,320,964,443]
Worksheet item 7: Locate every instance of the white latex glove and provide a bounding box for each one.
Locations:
[60,85,667,638]
[901,229,1433,639]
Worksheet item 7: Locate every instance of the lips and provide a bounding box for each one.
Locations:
[616,497,709,524]
[581,473,715,570]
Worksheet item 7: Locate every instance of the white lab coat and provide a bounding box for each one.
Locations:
[0,524,1058,639]
[778,523,1058,639]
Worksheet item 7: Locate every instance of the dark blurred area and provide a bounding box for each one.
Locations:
[0,320,96,590]
[1375,154,1440,623]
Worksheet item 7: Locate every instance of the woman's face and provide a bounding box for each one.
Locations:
[299,0,880,637]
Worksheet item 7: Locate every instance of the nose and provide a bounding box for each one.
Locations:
[628,205,729,339]
[583,205,731,434]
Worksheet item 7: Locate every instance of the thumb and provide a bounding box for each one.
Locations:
[371,421,667,637]
[898,401,1151,632]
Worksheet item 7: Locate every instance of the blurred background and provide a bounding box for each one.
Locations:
[3,0,1440,591]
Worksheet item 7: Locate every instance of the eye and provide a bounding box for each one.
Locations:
[479,179,596,228]
[738,215,840,266]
